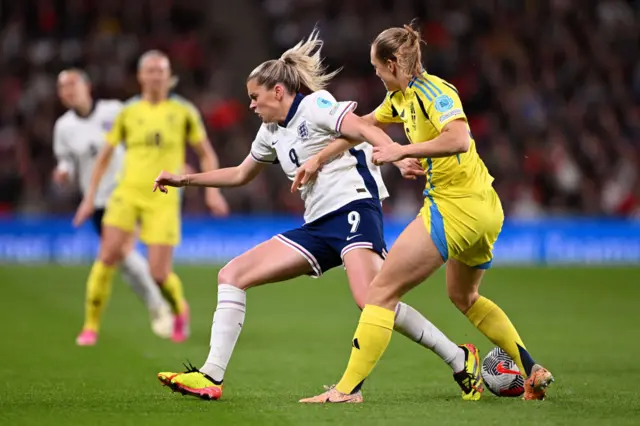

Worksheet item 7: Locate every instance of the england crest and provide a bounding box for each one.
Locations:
[297,121,309,140]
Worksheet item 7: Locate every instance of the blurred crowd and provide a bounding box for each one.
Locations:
[1,0,639,219]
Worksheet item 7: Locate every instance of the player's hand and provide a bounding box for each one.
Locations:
[205,188,230,217]
[290,157,321,193]
[393,158,425,180]
[52,169,70,185]
[153,170,186,193]
[73,198,94,228]
[373,143,406,165]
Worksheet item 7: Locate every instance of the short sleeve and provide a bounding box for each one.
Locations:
[423,84,467,133]
[309,91,357,134]
[249,125,277,164]
[52,120,75,175]
[105,109,125,147]
[184,103,207,145]
[374,91,403,124]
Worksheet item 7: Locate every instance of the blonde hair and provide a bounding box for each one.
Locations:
[138,50,178,89]
[247,28,340,93]
[372,21,424,77]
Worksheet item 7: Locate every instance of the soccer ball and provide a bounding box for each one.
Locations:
[481,347,525,397]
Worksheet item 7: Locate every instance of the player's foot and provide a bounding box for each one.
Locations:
[453,343,484,401]
[157,371,181,390]
[76,329,98,346]
[523,364,554,400]
[150,305,173,339]
[158,364,222,401]
[171,302,190,343]
[299,385,363,404]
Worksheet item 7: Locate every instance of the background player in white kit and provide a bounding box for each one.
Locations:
[152,30,481,401]
[53,69,173,342]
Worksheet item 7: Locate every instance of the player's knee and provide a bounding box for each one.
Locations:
[120,238,135,258]
[151,272,169,284]
[365,276,400,309]
[217,265,235,286]
[149,265,170,284]
[98,245,123,266]
[218,263,250,290]
[353,294,366,310]
[448,288,479,313]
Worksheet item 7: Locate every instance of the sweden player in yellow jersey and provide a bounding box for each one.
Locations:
[301,23,554,403]
[72,50,229,345]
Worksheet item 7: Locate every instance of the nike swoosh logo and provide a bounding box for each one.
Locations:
[346,234,362,241]
[496,361,521,375]
[271,140,278,146]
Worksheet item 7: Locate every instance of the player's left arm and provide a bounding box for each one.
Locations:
[186,104,229,216]
[399,119,470,159]
[52,120,75,185]
[308,93,396,148]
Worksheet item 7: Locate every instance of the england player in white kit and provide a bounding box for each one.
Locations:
[251,91,389,274]
[53,69,172,341]
[153,30,475,401]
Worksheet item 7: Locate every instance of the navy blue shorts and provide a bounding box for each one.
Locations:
[91,208,105,236]
[276,199,387,277]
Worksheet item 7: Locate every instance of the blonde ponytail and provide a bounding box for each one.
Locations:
[372,21,424,77]
[248,28,340,93]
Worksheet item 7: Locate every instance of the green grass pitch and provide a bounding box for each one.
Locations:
[1,265,639,425]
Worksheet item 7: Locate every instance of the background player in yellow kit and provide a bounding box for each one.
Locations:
[73,50,229,345]
[301,23,554,403]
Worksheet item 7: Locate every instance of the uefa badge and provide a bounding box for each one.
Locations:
[317,97,333,108]
[434,95,454,113]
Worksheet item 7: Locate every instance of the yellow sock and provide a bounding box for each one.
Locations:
[335,305,395,394]
[160,272,186,315]
[83,260,116,332]
[466,296,536,377]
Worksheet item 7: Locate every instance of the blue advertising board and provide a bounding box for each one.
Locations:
[0,216,639,265]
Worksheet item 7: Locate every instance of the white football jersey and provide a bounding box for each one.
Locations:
[250,90,389,223]
[53,100,125,208]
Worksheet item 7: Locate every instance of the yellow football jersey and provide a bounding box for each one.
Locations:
[375,71,494,197]
[106,94,206,189]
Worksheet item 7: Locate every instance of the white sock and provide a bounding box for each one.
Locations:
[200,284,246,383]
[120,250,167,311]
[394,302,466,372]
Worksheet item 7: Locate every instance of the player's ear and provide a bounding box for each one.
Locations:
[273,84,285,101]
[386,59,396,75]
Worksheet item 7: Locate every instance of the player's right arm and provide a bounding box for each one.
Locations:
[154,155,265,193]
[72,144,114,226]
[84,144,115,201]
[154,125,272,193]
[72,109,123,227]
